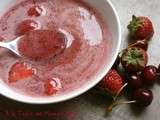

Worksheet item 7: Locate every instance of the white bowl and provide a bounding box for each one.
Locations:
[0,0,121,104]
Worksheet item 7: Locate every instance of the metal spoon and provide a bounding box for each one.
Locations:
[0,36,22,56]
[0,29,67,59]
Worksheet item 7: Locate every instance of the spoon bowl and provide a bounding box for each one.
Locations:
[0,30,67,59]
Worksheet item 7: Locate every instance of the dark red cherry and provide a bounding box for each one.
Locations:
[132,89,153,107]
[157,64,160,73]
[127,74,143,89]
[156,64,160,80]
[142,65,157,86]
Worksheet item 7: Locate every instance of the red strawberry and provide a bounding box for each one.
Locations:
[9,62,35,82]
[0,36,4,41]
[127,15,154,40]
[27,5,44,17]
[16,20,40,36]
[44,78,62,95]
[99,69,124,95]
[121,47,148,72]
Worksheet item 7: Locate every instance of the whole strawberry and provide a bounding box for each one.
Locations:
[127,15,154,40]
[121,47,148,72]
[98,69,124,95]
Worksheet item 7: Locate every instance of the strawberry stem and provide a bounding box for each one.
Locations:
[127,15,143,36]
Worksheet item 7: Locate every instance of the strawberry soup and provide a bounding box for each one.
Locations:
[0,0,111,97]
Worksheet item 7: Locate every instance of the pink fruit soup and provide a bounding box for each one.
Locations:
[0,0,111,97]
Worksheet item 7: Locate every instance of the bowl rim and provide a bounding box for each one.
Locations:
[0,0,121,104]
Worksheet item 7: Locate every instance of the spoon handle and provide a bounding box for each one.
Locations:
[0,41,20,56]
[0,41,9,48]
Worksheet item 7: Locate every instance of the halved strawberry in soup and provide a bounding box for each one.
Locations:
[16,19,40,36]
[27,5,45,17]
[9,62,35,82]
[44,78,62,95]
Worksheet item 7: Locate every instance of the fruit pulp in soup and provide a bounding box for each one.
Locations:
[0,0,111,96]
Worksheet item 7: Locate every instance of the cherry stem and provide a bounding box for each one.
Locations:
[113,83,128,101]
[107,83,129,112]
[107,100,136,112]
